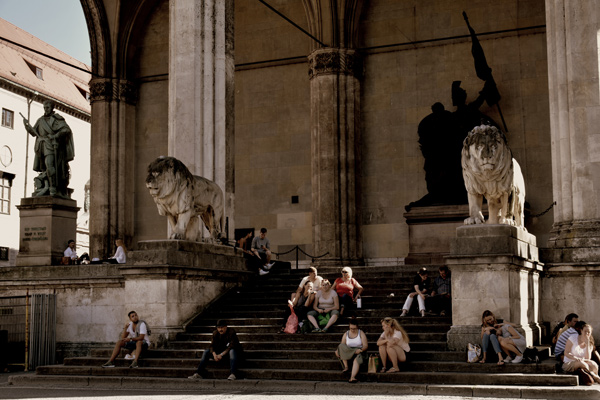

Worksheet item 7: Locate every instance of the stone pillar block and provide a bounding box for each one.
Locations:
[16,197,80,266]
[445,225,542,351]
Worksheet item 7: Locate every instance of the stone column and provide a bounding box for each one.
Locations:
[544,0,600,263]
[308,48,363,265]
[541,0,600,331]
[168,0,235,239]
[88,79,137,258]
[302,0,366,266]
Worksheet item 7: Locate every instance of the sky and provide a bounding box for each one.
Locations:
[0,0,91,65]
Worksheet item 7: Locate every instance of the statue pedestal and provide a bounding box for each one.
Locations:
[445,225,543,351]
[16,197,80,266]
[403,204,486,264]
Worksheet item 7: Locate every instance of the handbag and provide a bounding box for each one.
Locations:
[467,343,482,363]
[367,354,380,373]
[317,312,331,327]
[283,305,299,334]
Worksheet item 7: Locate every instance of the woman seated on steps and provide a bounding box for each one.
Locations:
[335,316,368,383]
[377,317,410,373]
[279,281,316,333]
[479,310,524,365]
[306,279,339,333]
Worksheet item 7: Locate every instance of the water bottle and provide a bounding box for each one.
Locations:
[356,296,362,309]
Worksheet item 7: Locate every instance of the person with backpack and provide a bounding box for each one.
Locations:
[102,310,150,368]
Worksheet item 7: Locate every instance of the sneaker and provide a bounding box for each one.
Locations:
[266,262,275,269]
[188,373,202,379]
[312,328,322,333]
[101,361,115,368]
[259,269,269,276]
[400,310,408,317]
[130,361,139,368]
[512,355,523,364]
[227,373,236,380]
[420,310,426,317]
[504,356,513,363]
[124,354,135,360]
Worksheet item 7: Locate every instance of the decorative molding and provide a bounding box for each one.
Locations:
[308,48,362,79]
[89,79,113,102]
[119,80,138,104]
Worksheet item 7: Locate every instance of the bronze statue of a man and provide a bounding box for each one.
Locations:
[22,100,75,198]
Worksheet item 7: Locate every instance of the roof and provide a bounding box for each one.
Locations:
[0,17,91,114]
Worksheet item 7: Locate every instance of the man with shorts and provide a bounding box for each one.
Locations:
[251,228,274,275]
[102,311,150,368]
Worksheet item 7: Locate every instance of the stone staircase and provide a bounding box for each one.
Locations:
[10,263,599,397]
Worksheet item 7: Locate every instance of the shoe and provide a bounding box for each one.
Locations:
[101,361,115,368]
[440,311,446,316]
[188,373,202,379]
[265,262,275,270]
[124,354,135,360]
[227,374,236,380]
[259,269,269,276]
[400,310,408,317]
[420,310,426,317]
[504,356,513,363]
[322,328,328,333]
[312,328,322,333]
[130,361,139,368]
[512,356,523,364]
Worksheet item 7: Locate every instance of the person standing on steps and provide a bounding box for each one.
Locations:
[188,320,242,380]
[102,311,150,368]
[251,228,274,275]
[400,267,430,317]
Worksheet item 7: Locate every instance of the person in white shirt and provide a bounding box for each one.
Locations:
[108,239,127,264]
[102,310,150,368]
[63,240,87,264]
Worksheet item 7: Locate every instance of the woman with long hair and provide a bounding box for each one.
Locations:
[480,310,505,365]
[335,317,368,383]
[563,322,600,383]
[331,267,363,316]
[377,317,410,373]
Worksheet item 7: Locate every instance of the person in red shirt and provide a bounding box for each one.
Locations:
[331,267,363,316]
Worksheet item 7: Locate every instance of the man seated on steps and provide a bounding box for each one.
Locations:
[188,320,242,380]
[428,265,451,316]
[102,311,150,368]
[554,313,580,363]
[251,228,275,275]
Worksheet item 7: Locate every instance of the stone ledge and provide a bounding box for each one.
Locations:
[8,376,600,398]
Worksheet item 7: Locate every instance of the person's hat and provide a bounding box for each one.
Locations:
[418,267,428,275]
[216,320,227,327]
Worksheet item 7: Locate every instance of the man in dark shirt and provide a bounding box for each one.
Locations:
[188,320,242,380]
[429,265,451,316]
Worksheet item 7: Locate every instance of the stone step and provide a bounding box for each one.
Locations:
[90,348,465,362]
[184,323,451,334]
[192,316,451,325]
[167,340,448,351]
[10,375,598,399]
[63,356,557,374]
[199,309,445,318]
[33,365,577,386]
[175,332,449,342]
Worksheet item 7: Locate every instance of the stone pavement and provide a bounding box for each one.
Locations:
[3,371,600,400]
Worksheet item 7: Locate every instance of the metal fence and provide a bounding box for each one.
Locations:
[0,294,56,370]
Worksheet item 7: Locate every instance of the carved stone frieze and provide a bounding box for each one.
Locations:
[88,79,137,104]
[308,48,362,79]
[119,80,138,104]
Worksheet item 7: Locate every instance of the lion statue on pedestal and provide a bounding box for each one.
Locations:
[145,156,224,242]
[461,125,526,229]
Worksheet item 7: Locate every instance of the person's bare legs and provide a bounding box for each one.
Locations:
[378,345,388,372]
[134,340,144,361]
[307,314,320,330]
[498,337,522,357]
[349,357,360,381]
[386,347,399,371]
[323,314,338,331]
[108,339,125,362]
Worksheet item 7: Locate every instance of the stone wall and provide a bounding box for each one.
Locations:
[234,0,553,260]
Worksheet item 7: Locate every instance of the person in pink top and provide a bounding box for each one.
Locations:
[331,267,363,316]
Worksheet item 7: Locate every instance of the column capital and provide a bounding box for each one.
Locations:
[89,78,113,103]
[308,48,362,80]
[88,79,138,104]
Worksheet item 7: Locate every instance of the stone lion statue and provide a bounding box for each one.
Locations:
[145,156,224,242]
[461,125,526,229]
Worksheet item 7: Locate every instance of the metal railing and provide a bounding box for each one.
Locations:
[274,246,329,270]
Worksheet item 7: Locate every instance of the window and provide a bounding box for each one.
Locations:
[23,59,43,80]
[0,172,14,215]
[0,247,7,261]
[1,108,14,129]
[75,85,90,102]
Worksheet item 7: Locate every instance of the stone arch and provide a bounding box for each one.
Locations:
[79,0,111,78]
